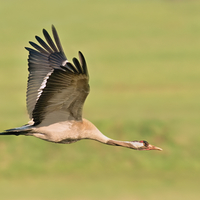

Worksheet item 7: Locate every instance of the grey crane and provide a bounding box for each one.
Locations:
[0,26,162,151]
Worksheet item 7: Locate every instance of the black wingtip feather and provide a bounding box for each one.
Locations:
[25,47,38,53]
[43,29,58,52]
[29,41,49,54]
[66,62,79,73]
[35,35,54,54]
[25,47,30,51]
[52,25,64,53]
[73,57,83,73]
[78,51,88,76]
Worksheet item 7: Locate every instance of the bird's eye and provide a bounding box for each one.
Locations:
[143,140,149,147]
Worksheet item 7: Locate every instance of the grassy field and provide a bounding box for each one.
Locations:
[0,0,200,199]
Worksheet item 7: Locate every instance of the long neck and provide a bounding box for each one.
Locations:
[81,119,135,149]
[81,118,110,143]
[106,139,133,149]
[81,119,162,151]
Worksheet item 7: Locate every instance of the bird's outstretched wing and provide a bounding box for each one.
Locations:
[25,25,89,125]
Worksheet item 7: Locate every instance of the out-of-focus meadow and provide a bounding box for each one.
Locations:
[0,0,200,199]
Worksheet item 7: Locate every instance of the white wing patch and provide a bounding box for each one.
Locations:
[62,60,68,66]
[37,69,54,101]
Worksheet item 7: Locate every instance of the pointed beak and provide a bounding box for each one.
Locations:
[148,144,163,151]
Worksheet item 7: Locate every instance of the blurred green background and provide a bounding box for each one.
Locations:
[0,0,200,199]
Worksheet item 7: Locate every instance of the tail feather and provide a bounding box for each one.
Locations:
[0,125,32,136]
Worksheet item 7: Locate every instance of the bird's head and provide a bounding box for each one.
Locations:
[130,140,162,151]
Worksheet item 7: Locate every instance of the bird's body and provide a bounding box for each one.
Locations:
[0,26,162,151]
[27,118,109,144]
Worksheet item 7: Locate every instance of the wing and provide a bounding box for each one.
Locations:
[25,26,89,125]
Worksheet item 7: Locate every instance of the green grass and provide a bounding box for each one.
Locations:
[0,173,199,200]
[0,0,200,199]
